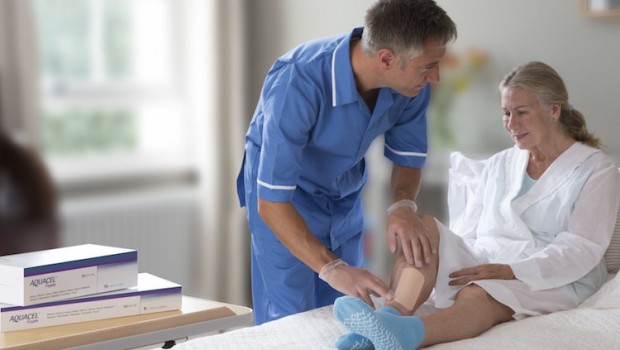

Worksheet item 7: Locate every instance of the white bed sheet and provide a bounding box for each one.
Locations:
[175,301,620,350]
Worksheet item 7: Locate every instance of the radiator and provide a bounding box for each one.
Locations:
[59,187,201,296]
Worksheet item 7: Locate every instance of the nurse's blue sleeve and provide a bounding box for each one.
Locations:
[384,84,430,168]
[257,64,318,202]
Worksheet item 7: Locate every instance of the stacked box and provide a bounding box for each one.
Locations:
[0,273,182,332]
[0,244,182,333]
[0,244,138,306]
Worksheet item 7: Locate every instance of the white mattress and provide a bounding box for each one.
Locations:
[175,302,620,349]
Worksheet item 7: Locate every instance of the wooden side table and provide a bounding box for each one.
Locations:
[0,296,253,350]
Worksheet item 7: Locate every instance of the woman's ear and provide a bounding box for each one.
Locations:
[550,102,561,118]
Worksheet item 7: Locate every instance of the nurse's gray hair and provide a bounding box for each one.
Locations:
[362,0,457,68]
[500,61,601,149]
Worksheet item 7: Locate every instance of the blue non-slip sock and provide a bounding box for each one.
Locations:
[333,296,425,350]
[335,332,375,350]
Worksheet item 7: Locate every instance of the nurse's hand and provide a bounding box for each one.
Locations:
[321,260,393,307]
[448,264,515,286]
[386,208,435,268]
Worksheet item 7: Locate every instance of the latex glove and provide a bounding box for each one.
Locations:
[448,264,515,286]
[319,259,393,307]
[386,201,435,268]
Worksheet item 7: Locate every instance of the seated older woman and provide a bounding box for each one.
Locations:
[333,61,620,349]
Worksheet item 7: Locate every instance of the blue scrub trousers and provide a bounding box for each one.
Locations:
[250,232,364,325]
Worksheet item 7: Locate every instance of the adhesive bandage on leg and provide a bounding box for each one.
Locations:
[394,267,425,310]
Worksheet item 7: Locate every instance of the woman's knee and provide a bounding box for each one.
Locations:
[418,213,440,245]
[456,285,514,323]
[456,285,492,302]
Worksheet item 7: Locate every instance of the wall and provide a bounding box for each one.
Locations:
[246,0,373,113]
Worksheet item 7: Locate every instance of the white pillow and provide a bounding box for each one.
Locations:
[603,169,620,273]
[580,272,620,308]
[447,152,485,234]
[579,169,620,308]
[447,154,620,274]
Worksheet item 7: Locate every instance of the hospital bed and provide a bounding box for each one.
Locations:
[174,157,620,349]
[174,272,620,349]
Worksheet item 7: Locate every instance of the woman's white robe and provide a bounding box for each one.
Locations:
[435,143,620,318]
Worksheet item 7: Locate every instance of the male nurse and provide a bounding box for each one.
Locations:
[237,0,457,324]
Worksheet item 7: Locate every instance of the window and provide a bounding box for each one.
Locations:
[32,0,189,159]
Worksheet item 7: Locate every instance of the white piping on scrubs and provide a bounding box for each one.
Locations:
[385,143,428,158]
[257,179,297,191]
[331,44,338,107]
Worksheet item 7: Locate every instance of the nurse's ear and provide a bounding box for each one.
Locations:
[377,48,396,70]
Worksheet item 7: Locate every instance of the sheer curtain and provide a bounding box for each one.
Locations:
[0,0,40,147]
[214,0,252,306]
[190,0,251,306]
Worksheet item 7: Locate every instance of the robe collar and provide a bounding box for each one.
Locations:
[511,142,600,214]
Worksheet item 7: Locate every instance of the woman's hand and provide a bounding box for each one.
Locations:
[449,264,515,286]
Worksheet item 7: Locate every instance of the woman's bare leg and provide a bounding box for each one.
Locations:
[334,215,514,349]
[385,213,440,315]
[383,214,514,346]
[421,284,514,347]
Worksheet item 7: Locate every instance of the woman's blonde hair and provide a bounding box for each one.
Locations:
[499,61,601,149]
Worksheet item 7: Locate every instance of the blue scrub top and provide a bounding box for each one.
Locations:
[238,27,430,249]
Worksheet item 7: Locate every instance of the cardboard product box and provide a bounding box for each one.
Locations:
[0,244,138,306]
[0,273,182,332]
